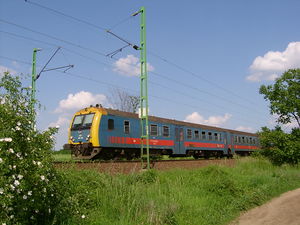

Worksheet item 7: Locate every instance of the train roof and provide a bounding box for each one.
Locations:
[102,107,258,137]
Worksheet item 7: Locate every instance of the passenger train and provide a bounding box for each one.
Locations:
[63,105,259,160]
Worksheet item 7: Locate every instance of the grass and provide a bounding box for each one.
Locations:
[55,157,300,225]
[52,149,73,162]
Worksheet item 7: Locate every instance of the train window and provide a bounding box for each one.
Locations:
[253,138,256,145]
[194,130,200,139]
[238,136,241,143]
[108,119,114,130]
[242,137,245,143]
[249,137,253,144]
[246,137,249,144]
[163,126,170,137]
[217,133,222,141]
[202,131,206,140]
[124,121,130,134]
[187,129,192,139]
[208,132,212,140]
[214,133,218,141]
[150,124,158,136]
[234,136,238,143]
[71,113,95,130]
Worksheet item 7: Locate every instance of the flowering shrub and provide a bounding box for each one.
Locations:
[0,72,65,224]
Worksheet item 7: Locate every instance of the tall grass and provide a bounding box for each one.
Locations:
[56,158,300,225]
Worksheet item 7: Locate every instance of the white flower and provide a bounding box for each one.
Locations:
[37,161,42,166]
[43,188,46,192]
[2,223,7,225]
[17,174,23,180]
[15,126,21,131]
[8,148,14,154]
[13,165,16,169]
[17,122,21,126]
[23,195,27,200]
[81,215,86,219]
[16,153,21,158]
[32,160,36,165]
[0,158,3,163]
[0,138,12,142]
[14,180,20,186]
[40,175,45,181]
[27,137,30,141]
[0,188,3,194]
[28,191,32,196]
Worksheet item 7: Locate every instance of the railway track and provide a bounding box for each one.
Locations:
[54,158,236,174]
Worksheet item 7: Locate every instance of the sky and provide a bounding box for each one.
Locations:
[1,0,300,149]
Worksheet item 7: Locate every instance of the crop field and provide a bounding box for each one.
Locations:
[55,157,300,225]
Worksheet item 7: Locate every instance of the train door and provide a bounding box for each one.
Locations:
[224,132,234,155]
[174,126,184,154]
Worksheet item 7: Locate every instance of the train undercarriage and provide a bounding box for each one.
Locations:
[64,144,250,160]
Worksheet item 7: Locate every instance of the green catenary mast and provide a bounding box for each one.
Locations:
[134,7,150,169]
[30,48,40,121]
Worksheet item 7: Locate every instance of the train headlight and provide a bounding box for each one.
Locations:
[70,136,75,142]
[86,135,91,141]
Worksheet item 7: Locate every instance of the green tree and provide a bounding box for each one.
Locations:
[259,68,300,128]
[0,72,67,224]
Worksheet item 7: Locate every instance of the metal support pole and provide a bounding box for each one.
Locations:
[30,48,39,121]
[139,6,150,170]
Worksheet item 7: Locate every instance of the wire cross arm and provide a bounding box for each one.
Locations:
[106,30,140,51]
[42,64,74,73]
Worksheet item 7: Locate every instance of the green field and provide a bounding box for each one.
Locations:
[55,157,300,225]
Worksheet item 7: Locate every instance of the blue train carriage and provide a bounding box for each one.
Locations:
[64,105,259,160]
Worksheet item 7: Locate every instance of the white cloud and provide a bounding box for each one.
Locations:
[55,91,107,113]
[113,54,154,76]
[48,116,70,128]
[184,112,232,126]
[0,65,17,75]
[235,126,254,133]
[247,42,300,82]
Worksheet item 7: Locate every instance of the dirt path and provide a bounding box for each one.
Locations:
[231,188,300,225]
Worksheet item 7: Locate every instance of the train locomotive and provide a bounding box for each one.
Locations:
[63,105,259,160]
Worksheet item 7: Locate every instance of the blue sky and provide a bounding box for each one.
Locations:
[1,0,300,149]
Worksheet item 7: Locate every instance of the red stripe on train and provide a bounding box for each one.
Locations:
[109,136,174,146]
[184,142,224,148]
[234,145,259,150]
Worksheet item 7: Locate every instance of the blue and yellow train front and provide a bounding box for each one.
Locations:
[63,106,106,159]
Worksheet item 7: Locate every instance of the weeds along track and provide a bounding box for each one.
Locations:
[54,158,236,174]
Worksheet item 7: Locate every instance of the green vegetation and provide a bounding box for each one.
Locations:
[56,158,300,225]
[258,69,300,165]
[0,73,69,224]
[52,150,72,162]
[259,68,300,128]
[258,126,300,166]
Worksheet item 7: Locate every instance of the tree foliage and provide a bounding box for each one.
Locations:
[259,68,300,127]
[0,72,69,224]
[258,127,300,166]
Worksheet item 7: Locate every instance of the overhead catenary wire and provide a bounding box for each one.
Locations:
[20,1,265,112]
[22,0,262,109]
[0,54,268,129]
[0,29,267,121]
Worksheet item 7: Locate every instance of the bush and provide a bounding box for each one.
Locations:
[0,72,67,224]
[258,126,300,166]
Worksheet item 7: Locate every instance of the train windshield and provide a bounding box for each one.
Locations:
[71,113,95,130]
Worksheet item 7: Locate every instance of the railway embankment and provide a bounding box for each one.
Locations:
[54,157,300,225]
